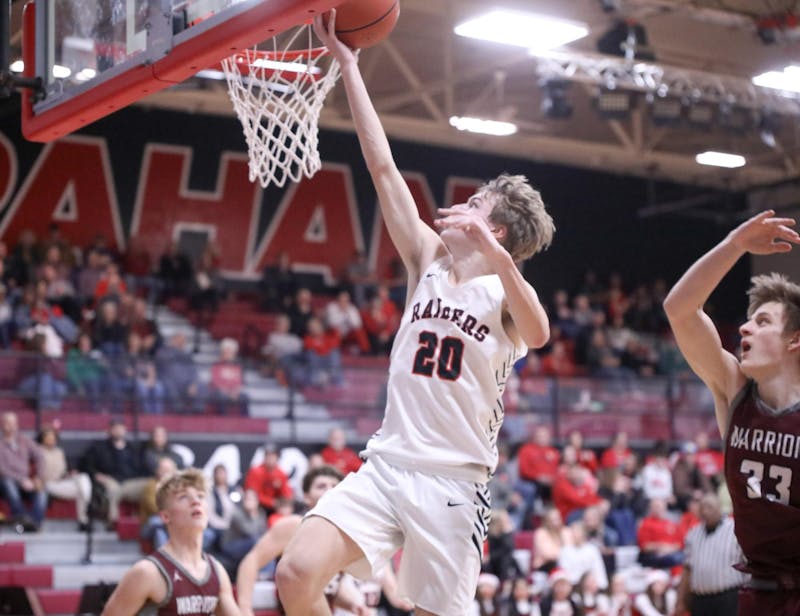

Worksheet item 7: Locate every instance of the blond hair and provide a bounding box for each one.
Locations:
[747,273,800,335]
[155,467,206,511]
[483,174,555,262]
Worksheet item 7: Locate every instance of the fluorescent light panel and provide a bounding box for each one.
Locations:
[449,116,518,136]
[251,58,320,75]
[454,10,588,52]
[696,151,746,168]
[752,65,800,93]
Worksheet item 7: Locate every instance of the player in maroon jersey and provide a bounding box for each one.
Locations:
[664,210,800,614]
[102,468,238,616]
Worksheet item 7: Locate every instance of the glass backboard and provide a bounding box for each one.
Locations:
[22,0,341,142]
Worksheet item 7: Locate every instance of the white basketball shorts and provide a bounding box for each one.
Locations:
[308,454,491,615]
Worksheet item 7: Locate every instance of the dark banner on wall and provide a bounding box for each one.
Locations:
[0,100,748,315]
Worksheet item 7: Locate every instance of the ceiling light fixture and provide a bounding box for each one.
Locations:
[696,151,746,168]
[449,116,518,136]
[454,10,588,52]
[752,65,800,94]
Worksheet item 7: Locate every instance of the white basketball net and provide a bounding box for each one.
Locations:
[221,25,341,188]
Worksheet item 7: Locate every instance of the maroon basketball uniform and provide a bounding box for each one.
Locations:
[725,381,800,577]
[140,548,221,616]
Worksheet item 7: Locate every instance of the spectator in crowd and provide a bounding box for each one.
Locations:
[608,573,633,616]
[551,289,578,339]
[259,313,303,384]
[675,493,747,616]
[598,469,639,546]
[692,432,723,486]
[633,569,676,616]
[126,297,161,355]
[139,456,179,548]
[573,570,610,615]
[553,462,604,524]
[18,331,68,411]
[80,418,149,529]
[583,504,618,573]
[39,256,80,322]
[533,507,573,573]
[94,262,128,303]
[638,441,674,506]
[541,339,579,377]
[210,337,249,416]
[540,568,579,616]
[587,328,633,380]
[120,331,165,415]
[320,427,362,475]
[671,442,712,512]
[0,411,46,531]
[361,284,400,355]
[489,442,525,531]
[77,249,107,306]
[6,229,38,288]
[558,520,609,590]
[38,424,92,531]
[485,509,522,582]
[470,573,501,616]
[567,430,598,475]
[301,316,343,387]
[600,432,634,471]
[517,425,560,521]
[287,287,315,338]
[206,463,236,552]
[244,443,293,515]
[676,492,702,543]
[189,247,223,318]
[155,332,207,413]
[325,290,370,354]
[220,488,267,564]
[92,299,128,358]
[341,250,376,308]
[260,251,298,311]
[157,241,193,300]
[140,425,185,476]
[637,497,684,569]
[504,577,536,616]
[66,332,106,410]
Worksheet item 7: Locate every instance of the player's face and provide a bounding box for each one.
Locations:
[163,486,208,530]
[439,191,496,246]
[304,475,340,508]
[739,301,792,376]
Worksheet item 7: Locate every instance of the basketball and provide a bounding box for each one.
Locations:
[334,0,400,49]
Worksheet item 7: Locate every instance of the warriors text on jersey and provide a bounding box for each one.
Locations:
[725,380,800,578]
[139,548,221,616]
[364,258,527,483]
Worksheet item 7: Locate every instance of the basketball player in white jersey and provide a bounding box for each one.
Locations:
[275,12,555,616]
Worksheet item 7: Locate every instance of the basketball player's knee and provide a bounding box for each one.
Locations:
[275,551,318,595]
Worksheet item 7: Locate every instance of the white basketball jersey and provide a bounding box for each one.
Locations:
[364,258,527,483]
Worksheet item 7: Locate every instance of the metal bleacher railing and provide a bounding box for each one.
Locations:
[1,350,718,446]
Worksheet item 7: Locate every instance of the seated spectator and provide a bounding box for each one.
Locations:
[325,290,370,354]
[302,317,343,387]
[486,509,522,582]
[361,284,400,355]
[572,570,610,615]
[120,332,165,415]
[126,297,161,355]
[210,337,249,416]
[600,432,635,471]
[470,573,501,616]
[155,332,207,413]
[671,442,712,511]
[539,568,579,616]
[77,249,107,306]
[558,521,609,590]
[267,497,294,528]
[608,573,633,616]
[504,577,536,616]
[287,287,315,337]
[638,440,674,506]
[220,488,267,563]
[676,491,702,544]
[341,249,376,309]
[206,464,235,552]
[551,289,579,339]
[633,569,676,616]
[490,442,525,531]
[92,299,128,358]
[582,504,618,569]
[38,424,92,531]
[158,241,193,301]
[66,332,106,410]
[320,427,362,475]
[597,469,640,546]
[260,251,297,312]
[693,431,724,486]
[18,331,68,411]
[140,425,185,476]
[189,247,223,318]
[586,328,633,380]
[517,425,560,523]
[566,430,598,475]
[533,507,573,573]
[139,456,179,548]
[94,262,128,303]
[39,257,80,322]
[260,313,303,384]
[541,339,578,377]
[244,443,293,515]
[552,463,603,525]
[0,412,47,531]
[637,497,684,569]
[80,418,150,529]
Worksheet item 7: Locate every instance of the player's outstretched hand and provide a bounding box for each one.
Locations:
[313,10,358,64]
[729,210,800,255]
[434,207,506,263]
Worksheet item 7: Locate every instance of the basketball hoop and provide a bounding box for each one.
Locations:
[221,25,341,188]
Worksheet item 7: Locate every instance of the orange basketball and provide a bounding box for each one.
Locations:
[334,0,400,49]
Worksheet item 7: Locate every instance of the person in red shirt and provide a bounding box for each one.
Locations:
[600,431,635,470]
[552,463,604,524]
[676,491,702,546]
[360,284,400,355]
[637,497,684,569]
[210,337,249,415]
[541,340,579,377]
[302,317,343,387]
[693,431,724,483]
[566,430,598,475]
[244,444,293,515]
[320,428,362,475]
[517,426,560,526]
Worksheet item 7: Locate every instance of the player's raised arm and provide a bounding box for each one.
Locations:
[314,11,445,281]
[101,561,161,616]
[213,559,240,616]
[663,210,800,434]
